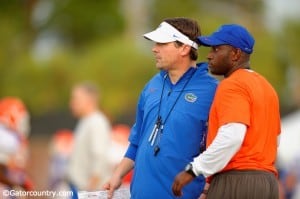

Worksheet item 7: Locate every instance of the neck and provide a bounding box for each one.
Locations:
[225,60,250,78]
[168,61,196,84]
[81,107,98,118]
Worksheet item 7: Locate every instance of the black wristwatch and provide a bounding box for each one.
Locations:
[184,163,197,178]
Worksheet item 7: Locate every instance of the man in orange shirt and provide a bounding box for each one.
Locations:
[172,24,281,199]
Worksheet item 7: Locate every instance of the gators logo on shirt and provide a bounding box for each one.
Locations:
[184,93,197,103]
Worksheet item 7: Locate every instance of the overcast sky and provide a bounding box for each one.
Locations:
[264,0,300,31]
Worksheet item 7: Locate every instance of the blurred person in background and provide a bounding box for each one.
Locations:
[48,129,74,194]
[172,24,281,199]
[280,152,300,199]
[109,124,132,187]
[287,153,300,199]
[67,82,112,198]
[0,97,33,197]
[104,17,218,199]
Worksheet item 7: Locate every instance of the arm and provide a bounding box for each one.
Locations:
[104,87,145,197]
[172,123,246,197]
[199,183,210,199]
[103,143,137,197]
[103,141,137,198]
[192,123,246,177]
[103,157,134,199]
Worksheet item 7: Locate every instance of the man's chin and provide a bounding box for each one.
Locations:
[156,65,164,70]
[209,68,223,76]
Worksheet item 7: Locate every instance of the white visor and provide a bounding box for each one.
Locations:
[143,22,198,49]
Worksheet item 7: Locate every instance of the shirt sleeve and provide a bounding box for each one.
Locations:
[125,89,146,161]
[124,143,138,161]
[192,123,247,177]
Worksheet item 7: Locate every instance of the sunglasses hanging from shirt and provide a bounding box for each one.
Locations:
[148,68,197,156]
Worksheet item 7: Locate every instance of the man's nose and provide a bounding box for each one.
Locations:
[152,43,158,53]
[207,50,213,60]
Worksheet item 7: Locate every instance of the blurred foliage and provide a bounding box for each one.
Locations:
[0,36,155,118]
[151,0,263,23]
[276,20,300,110]
[280,21,300,67]
[0,0,299,126]
[41,0,125,46]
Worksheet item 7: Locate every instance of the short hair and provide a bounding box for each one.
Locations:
[164,17,201,61]
[74,82,99,101]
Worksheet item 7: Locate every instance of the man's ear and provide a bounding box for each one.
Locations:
[231,48,242,61]
[180,45,191,57]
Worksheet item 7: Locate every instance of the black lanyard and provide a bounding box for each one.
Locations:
[149,67,197,156]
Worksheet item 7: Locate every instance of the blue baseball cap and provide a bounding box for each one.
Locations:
[197,24,255,54]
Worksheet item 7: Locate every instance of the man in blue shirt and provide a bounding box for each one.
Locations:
[104,17,218,199]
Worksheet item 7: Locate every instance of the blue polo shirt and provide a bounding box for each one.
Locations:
[125,63,218,199]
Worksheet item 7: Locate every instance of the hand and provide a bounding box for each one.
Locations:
[198,182,210,199]
[198,193,207,199]
[172,171,195,197]
[103,174,122,199]
[103,157,134,199]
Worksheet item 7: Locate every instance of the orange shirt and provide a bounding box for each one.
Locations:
[207,69,281,175]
